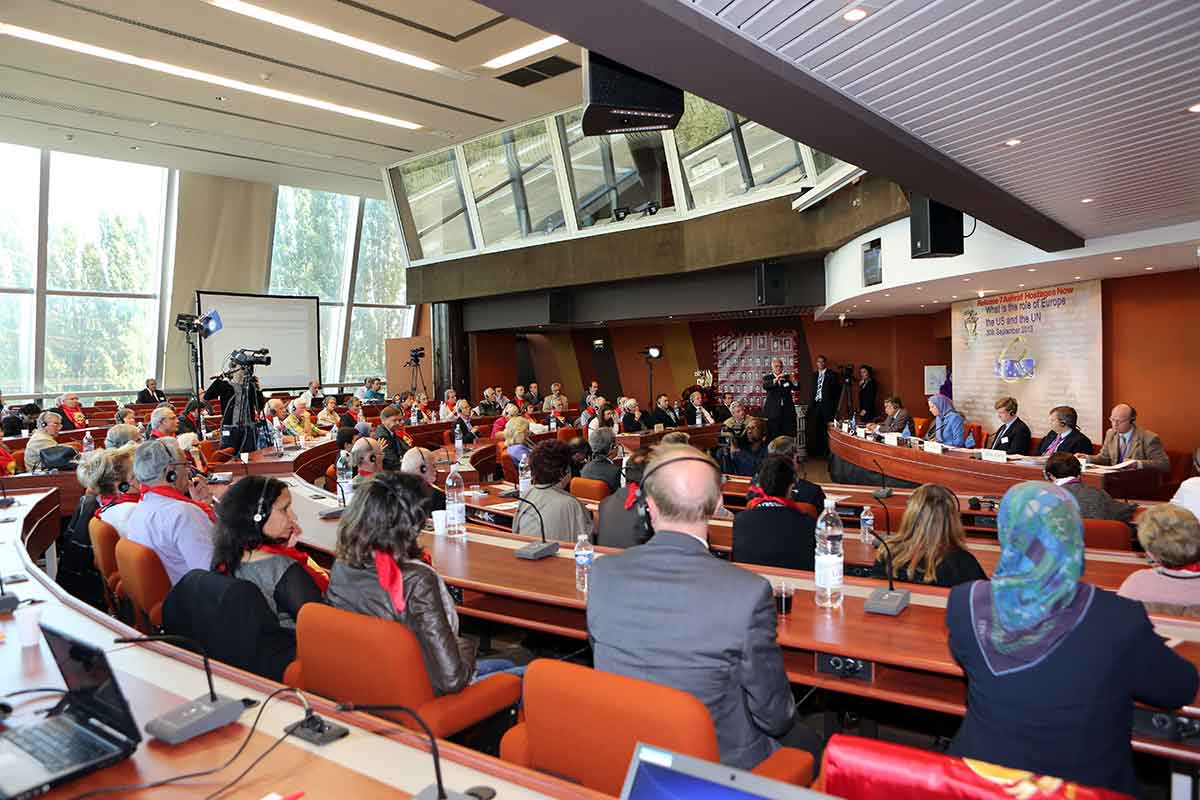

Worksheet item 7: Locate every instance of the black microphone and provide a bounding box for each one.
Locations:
[0,573,18,613]
[0,479,15,508]
[871,458,893,500]
[862,496,908,616]
[513,495,558,560]
[113,635,245,743]
[335,703,486,800]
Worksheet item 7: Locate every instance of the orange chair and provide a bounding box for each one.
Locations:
[554,426,576,442]
[286,605,520,739]
[501,659,812,796]
[13,449,25,474]
[964,422,984,448]
[324,463,337,489]
[817,733,1127,799]
[88,518,123,614]
[198,438,219,463]
[115,539,171,632]
[500,451,518,484]
[912,416,931,438]
[570,477,611,501]
[1083,518,1133,550]
[210,447,235,465]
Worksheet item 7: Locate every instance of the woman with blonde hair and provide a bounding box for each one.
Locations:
[491,402,520,438]
[873,484,985,587]
[504,416,532,465]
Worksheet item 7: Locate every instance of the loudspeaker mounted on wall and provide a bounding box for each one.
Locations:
[755,260,787,306]
[909,193,964,258]
[547,291,573,325]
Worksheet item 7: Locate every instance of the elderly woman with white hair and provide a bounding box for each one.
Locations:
[105,423,142,450]
[25,411,63,472]
[620,398,645,433]
[176,432,208,470]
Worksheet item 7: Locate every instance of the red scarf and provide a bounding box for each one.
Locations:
[374,550,406,614]
[60,406,87,427]
[624,483,640,510]
[357,468,374,478]
[1173,563,1200,573]
[261,543,330,592]
[141,484,216,522]
[746,485,805,512]
[93,491,141,518]
[150,428,167,439]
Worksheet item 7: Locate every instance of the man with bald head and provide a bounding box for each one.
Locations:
[401,446,445,512]
[587,445,816,771]
[1091,403,1170,473]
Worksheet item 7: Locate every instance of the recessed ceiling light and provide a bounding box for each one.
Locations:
[0,23,422,129]
[842,8,869,22]
[1074,276,1081,280]
[1018,283,1025,287]
[864,299,872,303]
[916,286,924,291]
[951,295,958,299]
[748,310,754,314]
[852,305,858,308]
[976,290,986,298]
[962,278,971,282]
[1189,103,1200,113]
[1027,268,1037,272]
[206,0,452,73]
[883,293,890,297]
[214,95,227,102]
[1145,267,1155,271]
[128,145,140,150]
[1081,197,1094,204]
[1112,255,1123,261]
[482,35,568,70]
[147,121,158,127]
[1004,138,1022,146]
[920,304,925,308]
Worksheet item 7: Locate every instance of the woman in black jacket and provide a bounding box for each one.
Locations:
[326,472,518,695]
[856,365,878,423]
[872,484,985,587]
[946,481,1197,794]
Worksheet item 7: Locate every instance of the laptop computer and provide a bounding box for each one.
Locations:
[0,623,141,800]
[619,742,835,800]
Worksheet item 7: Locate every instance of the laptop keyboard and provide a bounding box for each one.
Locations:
[3,716,114,773]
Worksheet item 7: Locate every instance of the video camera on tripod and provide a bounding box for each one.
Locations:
[229,347,271,368]
[404,346,425,367]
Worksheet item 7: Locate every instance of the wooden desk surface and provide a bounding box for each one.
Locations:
[615,423,723,452]
[0,488,603,800]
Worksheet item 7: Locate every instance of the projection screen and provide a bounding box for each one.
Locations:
[195,291,321,391]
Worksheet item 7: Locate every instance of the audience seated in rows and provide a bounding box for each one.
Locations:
[722,401,749,445]
[209,475,326,628]
[946,481,1197,795]
[350,437,382,487]
[872,484,986,588]
[512,440,591,543]
[58,446,139,609]
[475,387,502,417]
[148,405,178,439]
[326,472,517,694]
[620,398,646,433]
[449,400,477,444]
[355,377,385,402]
[732,456,816,571]
[54,392,88,431]
[178,398,211,436]
[1117,504,1200,615]
[593,448,651,549]
[1043,452,1135,522]
[580,427,621,494]
[649,393,682,428]
[438,389,458,421]
[125,437,215,585]
[284,398,322,439]
[540,382,565,413]
[339,395,366,432]
[589,444,822,770]
[491,403,519,437]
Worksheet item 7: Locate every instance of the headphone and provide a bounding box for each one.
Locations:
[118,480,131,494]
[165,467,177,484]
[252,478,270,526]
[416,450,430,476]
[632,455,723,537]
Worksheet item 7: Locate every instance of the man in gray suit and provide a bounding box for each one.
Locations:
[588,444,808,770]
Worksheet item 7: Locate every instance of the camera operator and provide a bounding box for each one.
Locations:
[722,418,768,477]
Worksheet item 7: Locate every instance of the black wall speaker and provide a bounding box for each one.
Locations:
[547,291,573,325]
[755,261,787,306]
[581,51,683,136]
[909,194,964,258]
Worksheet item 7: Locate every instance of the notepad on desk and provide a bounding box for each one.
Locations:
[1085,459,1139,473]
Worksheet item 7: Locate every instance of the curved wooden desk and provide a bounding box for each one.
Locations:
[828,426,1162,498]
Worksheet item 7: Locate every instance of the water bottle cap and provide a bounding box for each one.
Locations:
[824,498,836,508]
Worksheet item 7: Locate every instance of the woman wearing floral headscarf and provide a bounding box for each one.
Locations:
[925,393,965,447]
[946,482,1197,794]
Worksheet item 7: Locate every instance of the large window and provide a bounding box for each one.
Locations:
[389,150,474,261]
[268,190,413,386]
[464,121,565,245]
[0,143,40,393]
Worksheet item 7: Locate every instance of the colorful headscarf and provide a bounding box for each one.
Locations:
[928,393,955,416]
[969,482,1093,676]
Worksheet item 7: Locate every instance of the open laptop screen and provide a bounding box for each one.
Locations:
[42,624,141,743]
[621,745,831,800]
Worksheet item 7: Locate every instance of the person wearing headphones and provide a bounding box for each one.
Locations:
[593,448,652,549]
[350,436,383,488]
[1089,403,1171,473]
[581,427,621,494]
[125,437,216,585]
[148,405,179,439]
[512,440,591,543]
[24,410,63,472]
[209,475,327,628]
[401,447,445,512]
[587,444,820,771]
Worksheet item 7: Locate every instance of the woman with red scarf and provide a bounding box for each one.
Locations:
[210,475,326,628]
[731,456,816,571]
[55,392,88,431]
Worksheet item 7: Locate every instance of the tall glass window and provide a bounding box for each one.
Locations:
[465,121,565,245]
[44,152,168,392]
[390,150,474,261]
[0,143,39,392]
[345,198,412,383]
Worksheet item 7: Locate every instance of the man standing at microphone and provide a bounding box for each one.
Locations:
[762,357,797,440]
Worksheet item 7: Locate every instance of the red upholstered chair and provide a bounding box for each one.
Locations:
[115,539,171,632]
[501,659,812,795]
[500,451,518,484]
[964,422,984,448]
[12,449,25,474]
[816,733,1128,799]
[88,518,123,615]
[912,417,931,438]
[570,477,611,501]
[287,604,520,740]
[554,426,576,442]
[1082,519,1133,550]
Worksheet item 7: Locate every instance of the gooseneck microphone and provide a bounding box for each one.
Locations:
[0,573,19,614]
[862,497,909,616]
[334,703,489,800]
[113,634,245,744]
[513,495,559,560]
[871,458,893,500]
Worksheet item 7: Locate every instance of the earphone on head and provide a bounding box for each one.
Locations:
[633,455,723,537]
[252,478,270,526]
[165,468,177,484]
[118,480,131,494]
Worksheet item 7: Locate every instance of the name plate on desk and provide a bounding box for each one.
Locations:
[923,440,944,455]
[980,448,1008,463]
[856,429,867,438]
[882,432,900,446]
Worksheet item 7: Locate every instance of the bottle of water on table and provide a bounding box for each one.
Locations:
[518,454,532,497]
[445,464,466,538]
[454,425,464,457]
[82,430,94,454]
[815,498,844,609]
[859,505,875,545]
[574,533,594,593]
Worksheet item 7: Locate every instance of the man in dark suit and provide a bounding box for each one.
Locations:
[372,405,411,471]
[733,457,816,571]
[593,449,651,548]
[986,396,1032,455]
[136,378,167,405]
[649,393,681,428]
[619,399,646,433]
[1036,405,1094,456]
[589,444,815,770]
[580,380,600,415]
[713,392,735,424]
[807,355,840,457]
[762,358,797,441]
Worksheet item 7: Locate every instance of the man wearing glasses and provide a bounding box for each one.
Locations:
[1089,404,1171,473]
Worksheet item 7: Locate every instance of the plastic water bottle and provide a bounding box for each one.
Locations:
[454,425,464,457]
[694,407,702,426]
[574,533,594,593]
[82,430,94,454]
[518,453,532,496]
[859,506,875,545]
[410,405,419,427]
[271,423,284,455]
[336,449,353,483]
[815,499,844,609]
[445,464,466,538]
[298,431,307,449]
[549,414,557,432]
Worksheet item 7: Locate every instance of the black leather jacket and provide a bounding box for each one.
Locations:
[327,559,475,695]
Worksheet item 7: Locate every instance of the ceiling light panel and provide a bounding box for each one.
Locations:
[482,35,567,70]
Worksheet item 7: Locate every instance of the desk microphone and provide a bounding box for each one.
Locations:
[513,496,559,560]
[0,573,18,614]
[334,703,491,800]
[113,634,245,744]
[870,458,893,500]
[862,497,909,616]
[0,479,15,508]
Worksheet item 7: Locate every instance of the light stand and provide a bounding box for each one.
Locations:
[640,346,662,408]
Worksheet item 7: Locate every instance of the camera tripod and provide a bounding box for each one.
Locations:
[405,357,429,397]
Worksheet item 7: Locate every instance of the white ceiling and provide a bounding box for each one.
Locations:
[0,0,583,197]
[684,0,1200,240]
